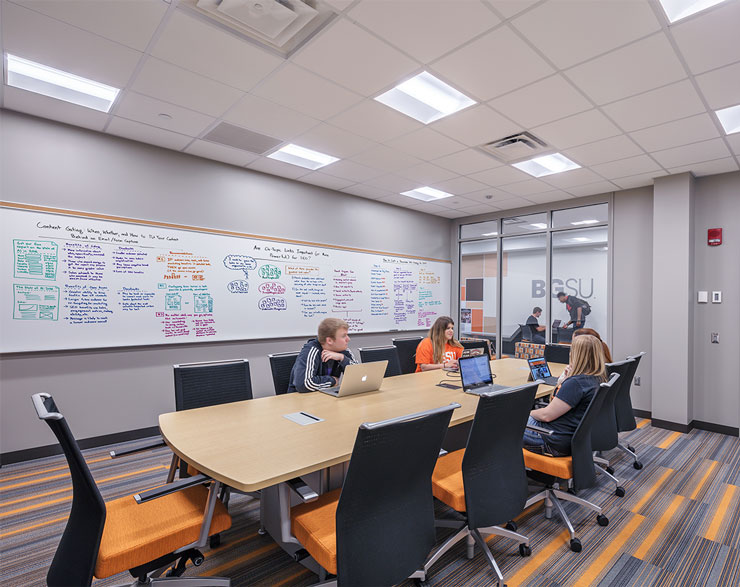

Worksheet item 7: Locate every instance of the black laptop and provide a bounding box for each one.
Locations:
[527,357,559,386]
[459,355,508,395]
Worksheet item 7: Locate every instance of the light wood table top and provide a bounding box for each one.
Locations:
[159,357,563,493]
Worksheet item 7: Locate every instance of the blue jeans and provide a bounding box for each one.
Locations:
[523,417,568,456]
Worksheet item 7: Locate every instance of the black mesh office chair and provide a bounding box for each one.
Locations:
[523,373,619,552]
[592,360,635,497]
[426,383,538,585]
[268,351,300,395]
[174,359,252,410]
[392,336,422,374]
[358,346,402,377]
[615,351,647,469]
[502,327,522,355]
[290,403,460,586]
[32,393,231,586]
[545,343,571,364]
[460,338,491,359]
[519,324,535,341]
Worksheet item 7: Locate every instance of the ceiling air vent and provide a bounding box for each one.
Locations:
[202,122,282,154]
[478,131,552,163]
[182,0,336,57]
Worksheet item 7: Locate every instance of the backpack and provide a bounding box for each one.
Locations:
[581,299,592,316]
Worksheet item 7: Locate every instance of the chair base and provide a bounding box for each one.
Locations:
[594,455,625,497]
[618,441,643,469]
[525,486,605,549]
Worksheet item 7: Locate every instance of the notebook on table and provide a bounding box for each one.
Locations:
[527,357,559,386]
[458,355,508,396]
[319,361,388,397]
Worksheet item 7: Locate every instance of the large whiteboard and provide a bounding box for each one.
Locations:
[0,205,450,352]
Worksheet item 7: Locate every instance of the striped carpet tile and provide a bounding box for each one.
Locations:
[1,419,739,586]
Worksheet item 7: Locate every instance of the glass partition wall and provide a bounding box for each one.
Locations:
[458,203,609,356]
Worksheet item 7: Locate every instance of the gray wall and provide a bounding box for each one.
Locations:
[692,173,740,428]
[0,111,451,455]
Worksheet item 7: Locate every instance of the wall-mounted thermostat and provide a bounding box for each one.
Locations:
[712,291,722,303]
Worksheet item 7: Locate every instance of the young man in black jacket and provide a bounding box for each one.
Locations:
[287,317,358,393]
[556,292,589,329]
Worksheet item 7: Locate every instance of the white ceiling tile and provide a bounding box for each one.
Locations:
[511,0,661,69]
[348,0,499,63]
[132,58,244,117]
[184,140,259,167]
[1,86,108,131]
[602,80,706,132]
[252,64,362,120]
[456,203,505,215]
[328,99,423,143]
[485,197,530,211]
[396,163,458,185]
[224,94,319,141]
[488,0,539,19]
[650,138,731,169]
[299,172,356,191]
[431,105,520,147]
[433,26,554,100]
[377,193,425,207]
[351,145,422,173]
[566,181,619,198]
[433,149,502,175]
[430,196,480,210]
[668,157,739,177]
[106,117,193,151]
[694,62,740,110]
[247,157,312,180]
[293,123,374,159]
[539,168,605,189]
[671,0,740,74]
[2,1,142,88]
[563,135,644,167]
[469,165,531,186]
[498,179,553,196]
[463,188,515,203]
[611,171,667,190]
[365,174,420,193]
[151,10,282,91]
[115,91,215,137]
[320,159,384,182]
[435,208,468,219]
[564,33,687,105]
[522,191,573,204]
[341,184,394,200]
[489,74,592,128]
[727,134,740,156]
[292,18,418,96]
[406,201,453,215]
[15,0,168,51]
[532,109,621,150]
[629,114,720,152]
[431,176,490,195]
[591,154,662,180]
[386,128,466,160]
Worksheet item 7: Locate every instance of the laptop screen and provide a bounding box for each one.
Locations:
[459,355,492,389]
[552,319,561,329]
[528,357,552,380]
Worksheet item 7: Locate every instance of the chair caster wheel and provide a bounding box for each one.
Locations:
[519,543,531,557]
[615,486,625,497]
[597,515,609,526]
[633,461,643,470]
[570,539,582,552]
[628,445,635,452]
[192,553,205,566]
[505,520,518,532]
[209,533,221,548]
[606,466,614,475]
[258,526,267,535]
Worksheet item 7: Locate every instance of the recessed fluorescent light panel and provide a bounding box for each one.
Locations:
[512,153,580,178]
[529,223,548,229]
[715,104,740,135]
[481,232,498,236]
[267,143,339,170]
[658,0,730,23]
[400,186,454,202]
[570,237,591,242]
[5,54,120,112]
[375,71,475,124]
[571,219,600,225]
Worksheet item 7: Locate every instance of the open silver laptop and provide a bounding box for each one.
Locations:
[459,355,509,395]
[319,360,388,397]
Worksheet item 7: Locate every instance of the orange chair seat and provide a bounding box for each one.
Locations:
[95,484,231,579]
[523,449,573,479]
[291,488,341,575]
[431,449,466,512]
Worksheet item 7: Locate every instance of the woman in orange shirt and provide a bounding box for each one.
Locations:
[415,316,464,372]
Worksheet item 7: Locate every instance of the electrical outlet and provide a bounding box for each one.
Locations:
[711,332,720,344]
[634,376,641,386]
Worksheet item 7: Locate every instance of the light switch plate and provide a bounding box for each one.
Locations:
[712,291,722,303]
[698,291,708,303]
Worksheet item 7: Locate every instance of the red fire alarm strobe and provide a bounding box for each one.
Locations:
[708,228,722,246]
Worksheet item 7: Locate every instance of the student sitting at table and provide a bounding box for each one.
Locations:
[288,317,358,393]
[415,316,464,372]
[556,327,613,385]
[523,334,605,456]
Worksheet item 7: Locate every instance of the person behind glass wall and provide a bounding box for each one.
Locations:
[523,334,605,456]
[556,291,589,329]
[415,316,464,372]
[526,306,546,344]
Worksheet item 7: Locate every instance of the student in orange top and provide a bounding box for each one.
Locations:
[415,316,464,372]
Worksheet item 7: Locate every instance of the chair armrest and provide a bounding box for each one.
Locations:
[134,474,210,504]
[526,423,554,435]
[286,477,319,503]
[110,438,166,458]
